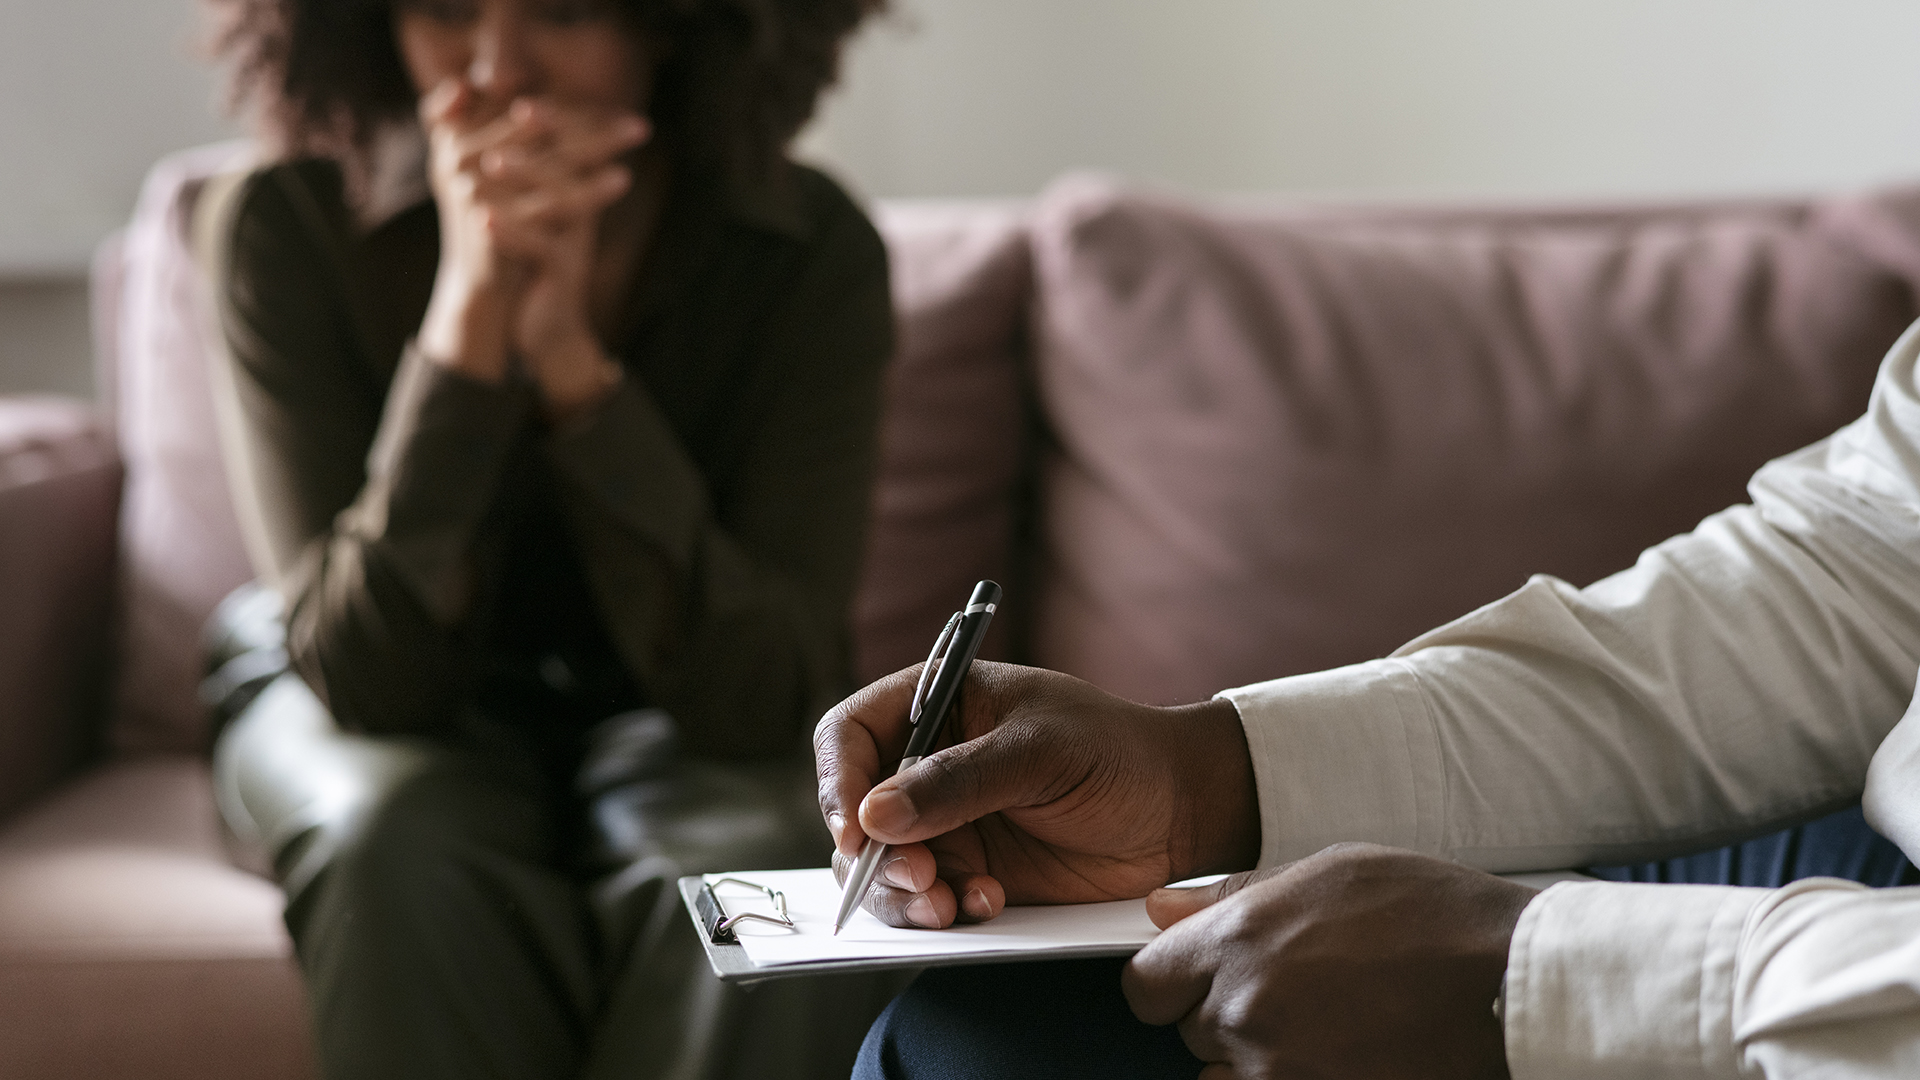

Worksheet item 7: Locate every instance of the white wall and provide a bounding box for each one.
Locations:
[11,1,1920,395]
[10,0,1920,272]
[0,0,233,276]
[802,0,1920,202]
[0,281,97,399]
[0,0,230,396]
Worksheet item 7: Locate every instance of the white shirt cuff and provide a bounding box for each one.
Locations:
[1505,880,1763,1080]
[1218,658,1445,866]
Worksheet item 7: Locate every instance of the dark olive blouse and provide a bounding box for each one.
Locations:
[209,159,891,759]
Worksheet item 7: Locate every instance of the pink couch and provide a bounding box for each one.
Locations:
[7,147,1920,1078]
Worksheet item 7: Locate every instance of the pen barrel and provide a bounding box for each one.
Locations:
[838,581,1001,933]
[901,581,1000,762]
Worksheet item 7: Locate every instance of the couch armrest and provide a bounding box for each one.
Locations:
[0,397,121,820]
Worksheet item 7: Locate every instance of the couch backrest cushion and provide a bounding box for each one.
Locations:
[108,143,258,754]
[851,203,1032,682]
[0,399,121,815]
[1028,176,1920,705]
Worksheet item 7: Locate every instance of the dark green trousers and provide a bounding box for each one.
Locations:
[212,673,906,1080]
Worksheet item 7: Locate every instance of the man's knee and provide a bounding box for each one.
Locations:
[853,961,1203,1080]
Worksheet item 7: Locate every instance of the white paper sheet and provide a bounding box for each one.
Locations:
[704,868,1161,969]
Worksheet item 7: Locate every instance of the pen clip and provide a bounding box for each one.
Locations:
[908,611,962,728]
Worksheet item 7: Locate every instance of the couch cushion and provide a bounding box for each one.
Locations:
[1029,176,1920,705]
[0,397,120,818]
[0,756,312,1079]
[108,143,259,754]
[853,202,1032,681]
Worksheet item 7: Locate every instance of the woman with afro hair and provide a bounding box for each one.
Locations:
[198,1,892,1076]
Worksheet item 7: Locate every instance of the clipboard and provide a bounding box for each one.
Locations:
[678,871,1157,985]
[682,866,1599,986]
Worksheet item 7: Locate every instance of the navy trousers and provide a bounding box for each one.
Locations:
[1582,804,1920,888]
[853,804,1918,1080]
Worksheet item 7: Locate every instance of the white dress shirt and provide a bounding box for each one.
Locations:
[1221,318,1920,1077]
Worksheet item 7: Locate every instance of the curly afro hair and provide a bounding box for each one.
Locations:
[211,0,885,195]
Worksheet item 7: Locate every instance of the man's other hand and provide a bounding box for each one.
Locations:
[1124,843,1537,1080]
[814,662,1261,928]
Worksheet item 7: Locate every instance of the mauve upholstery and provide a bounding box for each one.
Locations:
[0,146,312,1080]
[0,394,310,1080]
[1027,176,1920,706]
[108,142,257,756]
[16,143,1920,1079]
[853,202,1032,681]
[0,758,310,1079]
[0,398,119,820]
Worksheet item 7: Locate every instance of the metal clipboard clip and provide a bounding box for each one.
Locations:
[696,877,797,945]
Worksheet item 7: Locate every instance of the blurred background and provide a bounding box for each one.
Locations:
[8,0,1920,397]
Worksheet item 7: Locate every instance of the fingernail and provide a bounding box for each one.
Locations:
[864,788,918,834]
[963,888,992,918]
[905,895,940,928]
[827,812,845,848]
[882,856,914,890]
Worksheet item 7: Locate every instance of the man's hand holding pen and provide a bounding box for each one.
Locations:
[814,661,1261,928]
[814,661,1532,1078]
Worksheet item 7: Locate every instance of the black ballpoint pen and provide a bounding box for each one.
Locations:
[833,580,1001,934]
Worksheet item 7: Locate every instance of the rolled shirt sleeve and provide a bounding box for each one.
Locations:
[209,165,530,734]
[540,182,892,758]
[544,379,708,570]
[350,343,532,625]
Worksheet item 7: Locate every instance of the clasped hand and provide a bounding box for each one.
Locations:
[415,77,646,418]
[814,662,1534,1079]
